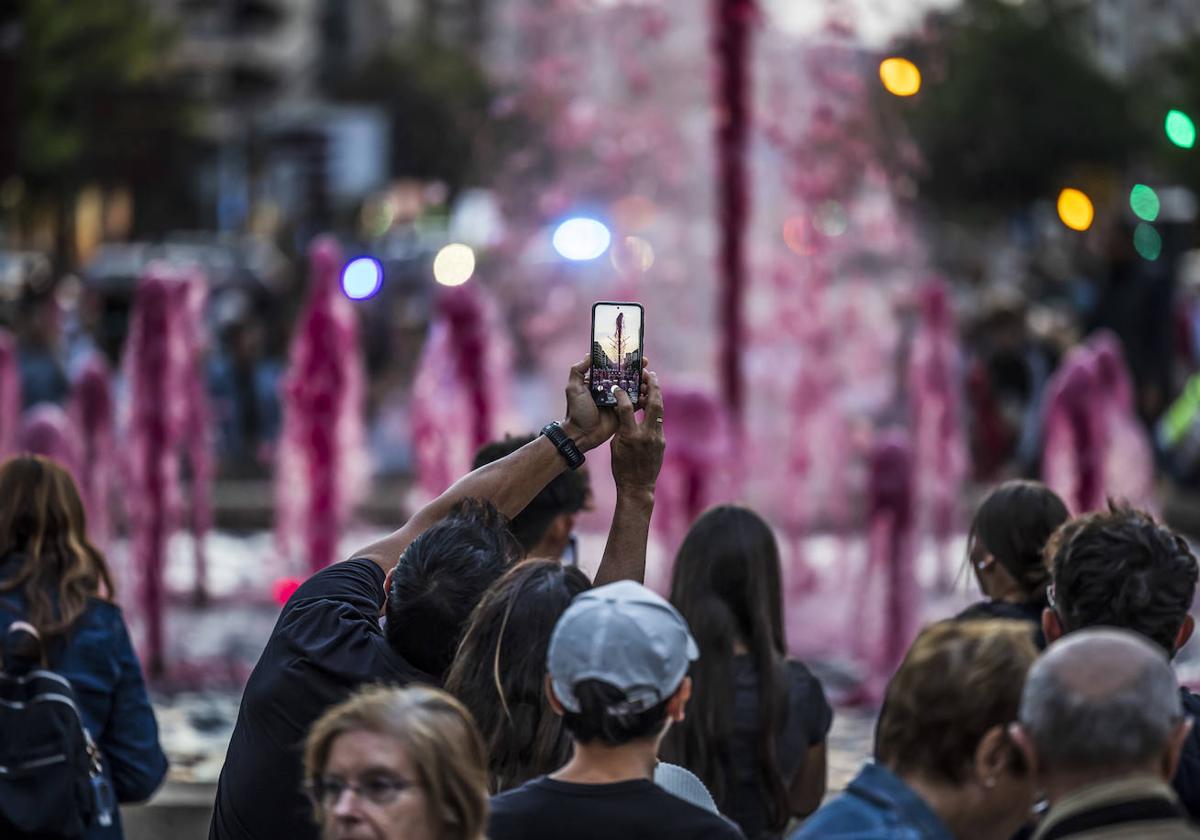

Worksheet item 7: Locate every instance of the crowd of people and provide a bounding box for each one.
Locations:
[4,355,1200,839]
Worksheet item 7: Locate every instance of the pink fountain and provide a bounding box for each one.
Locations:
[0,329,22,460]
[20,404,81,480]
[123,261,215,674]
[854,430,918,703]
[411,282,514,500]
[70,355,117,550]
[275,237,368,576]
[908,281,967,589]
[1088,331,1157,511]
[173,266,214,600]
[649,387,733,589]
[1042,347,1107,514]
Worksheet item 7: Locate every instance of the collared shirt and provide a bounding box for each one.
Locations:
[1033,775,1200,840]
[789,763,954,840]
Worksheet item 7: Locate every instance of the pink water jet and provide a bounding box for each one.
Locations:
[411,283,513,500]
[19,404,81,479]
[124,266,183,676]
[69,355,116,549]
[855,430,918,703]
[651,387,733,587]
[908,282,967,589]
[1042,347,1106,514]
[1088,331,1157,511]
[275,236,368,575]
[0,330,22,460]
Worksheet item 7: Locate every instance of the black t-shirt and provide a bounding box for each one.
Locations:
[209,559,432,840]
[1174,688,1200,820]
[728,657,832,840]
[489,776,746,840]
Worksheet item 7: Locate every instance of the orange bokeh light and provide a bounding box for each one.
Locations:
[1056,188,1094,232]
[879,57,921,97]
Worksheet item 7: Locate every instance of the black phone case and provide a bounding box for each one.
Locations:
[590,301,644,407]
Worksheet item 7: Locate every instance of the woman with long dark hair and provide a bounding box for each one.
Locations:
[0,456,167,839]
[957,480,1070,646]
[662,505,832,840]
[444,559,591,792]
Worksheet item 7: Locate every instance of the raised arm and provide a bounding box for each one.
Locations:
[353,357,619,574]
[594,371,665,586]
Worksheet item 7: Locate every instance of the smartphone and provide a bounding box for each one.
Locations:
[590,301,644,407]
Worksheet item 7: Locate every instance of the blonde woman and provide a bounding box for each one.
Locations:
[305,685,488,840]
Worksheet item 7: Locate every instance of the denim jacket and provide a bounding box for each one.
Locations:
[790,763,955,840]
[0,584,169,840]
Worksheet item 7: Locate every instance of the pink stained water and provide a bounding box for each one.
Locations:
[0,330,22,460]
[1042,346,1106,514]
[275,236,368,575]
[69,354,116,550]
[410,283,516,501]
[19,403,81,480]
[124,266,185,676]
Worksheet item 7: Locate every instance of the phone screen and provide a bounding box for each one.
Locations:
[591,302,643,407]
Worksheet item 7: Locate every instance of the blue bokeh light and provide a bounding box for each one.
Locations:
[552,217,612,261]
[341,256,383,300]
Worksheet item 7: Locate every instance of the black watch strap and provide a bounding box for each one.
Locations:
[542,422,586,470]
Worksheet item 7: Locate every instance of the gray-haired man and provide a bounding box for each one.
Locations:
[1010,628,1198,839]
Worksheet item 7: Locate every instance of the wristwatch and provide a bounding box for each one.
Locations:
[541,422,586,470]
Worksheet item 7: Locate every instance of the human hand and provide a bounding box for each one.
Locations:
[562,356,649,451]
[610,369,665,496]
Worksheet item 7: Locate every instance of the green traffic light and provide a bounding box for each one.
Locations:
[1166,109,1196,149]
[1134,223,1162,261]
[1130,184,1160,222]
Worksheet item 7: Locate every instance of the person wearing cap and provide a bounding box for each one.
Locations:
[487,580,746,840]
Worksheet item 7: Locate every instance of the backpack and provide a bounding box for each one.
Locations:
[0,621,115,839]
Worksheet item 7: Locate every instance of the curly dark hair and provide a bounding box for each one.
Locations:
[1048,505,1199,656]
[385,499,522,679]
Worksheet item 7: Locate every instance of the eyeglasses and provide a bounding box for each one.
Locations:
[306,774,417,807]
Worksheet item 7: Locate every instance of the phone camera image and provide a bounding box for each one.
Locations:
[591,303,643,407]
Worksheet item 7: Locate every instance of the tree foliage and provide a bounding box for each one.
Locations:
[19,0,196,190]
[878,0,1143,214]
[16,0,201,249]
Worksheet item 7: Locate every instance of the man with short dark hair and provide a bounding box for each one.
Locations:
[1042,504,1200,819]
[210,359,665,840]
[472,434,590,561]
[1011,629,1199,839]
[488,580,745,840]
